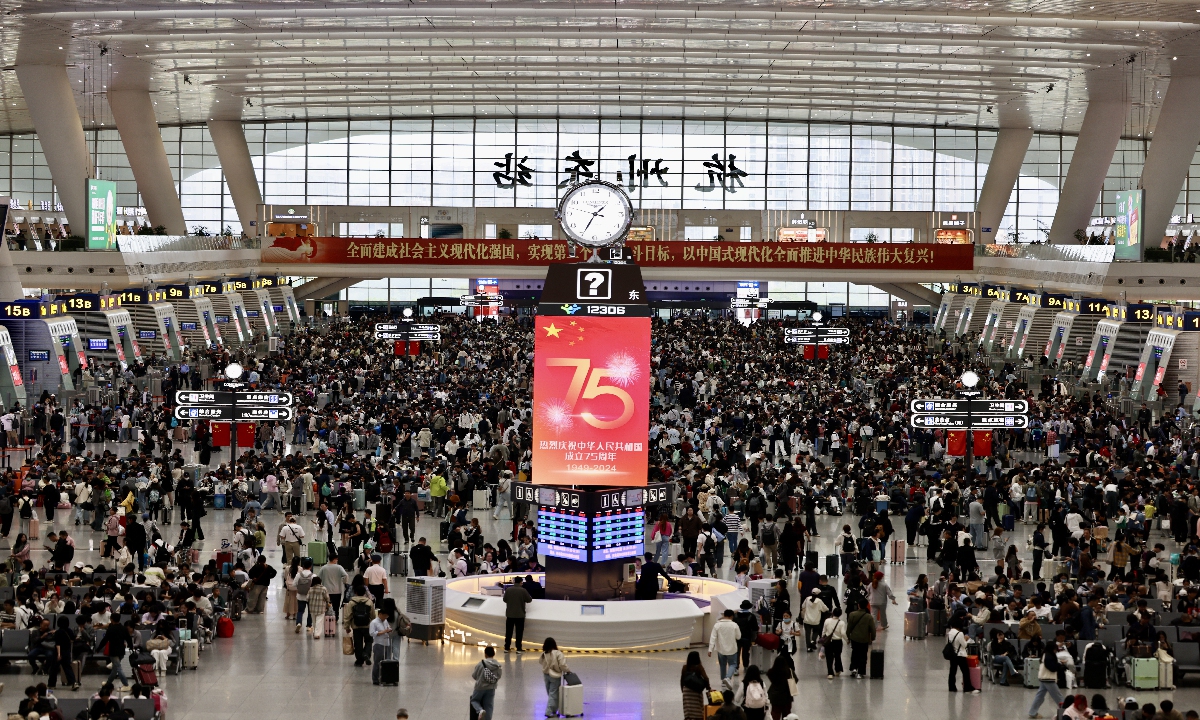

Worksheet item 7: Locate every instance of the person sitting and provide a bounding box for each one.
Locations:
[1064,694,1093,720]
[988,629,1020,686]
[88,683,122,720]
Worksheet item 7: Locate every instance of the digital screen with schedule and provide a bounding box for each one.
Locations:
[538,509,589,562]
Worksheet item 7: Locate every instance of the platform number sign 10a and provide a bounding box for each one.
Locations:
[577,268,612,300]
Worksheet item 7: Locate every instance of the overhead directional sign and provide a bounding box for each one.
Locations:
[374,322,441,341]
[175,390,233,406]
[459,292,503,308]
[173,405,294,421]
[911,414,1030,430]
[908,399,1029,415]
[731,297,773,309]
[784,327,851,345]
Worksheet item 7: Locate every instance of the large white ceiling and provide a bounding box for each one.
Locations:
[0,0,1190,135]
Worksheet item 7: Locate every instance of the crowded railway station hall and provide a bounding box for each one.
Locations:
[7,2,1200,720]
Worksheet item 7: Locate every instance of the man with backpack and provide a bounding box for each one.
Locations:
[759,515,779,570]
[733,599,759,670]
[470,645,502,720]
[343,587,377,667]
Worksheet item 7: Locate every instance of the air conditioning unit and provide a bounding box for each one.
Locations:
[405,576,446,644]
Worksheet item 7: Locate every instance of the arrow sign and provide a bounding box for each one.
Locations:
[785,327,849,337]
[236,406,294,421]
[174,391,233,406]
[376,331,441,341]
[235,391,294,406]
[911,414,1029,429]
[175,405,233,420]
[785,336,850,345]
[459,293,503,307]
[909,398,1030,415]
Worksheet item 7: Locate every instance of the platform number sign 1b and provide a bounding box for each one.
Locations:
[577,268,612,300]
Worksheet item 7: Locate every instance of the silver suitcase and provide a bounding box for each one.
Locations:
[904,611,927,639]
[559,674,583,717]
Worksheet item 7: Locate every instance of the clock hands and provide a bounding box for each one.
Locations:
[580,204,607,234]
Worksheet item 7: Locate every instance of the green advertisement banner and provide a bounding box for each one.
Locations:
[1114,189,1143,261]
[86,179,117,250]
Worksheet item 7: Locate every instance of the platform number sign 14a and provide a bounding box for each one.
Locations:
[577,268,612,300]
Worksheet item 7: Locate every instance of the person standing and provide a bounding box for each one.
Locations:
[708,609,742,688]
[370,609,393,686]
[820,607,847,678]
[868,571,897,630]
[48,615,78,690]
[277,514,305,565]
[503,580,533,653]
[364,554,389,604]
[318,555,349,615]
[845,600,876,679]
[246,555,277,614]
[539,637,570,718]
[680,651,711,720]
[397,491,419,545]
[470,646,502,720]
[946,617,978,694]
[409,537,437,577]
[801,589,829,652]
[343,587,377,668]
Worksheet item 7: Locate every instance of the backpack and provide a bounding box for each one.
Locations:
[842,534,856,553]
[747,494,763,515]
[395,613,412,636]
[351,600,372,628]
[761,524,777,546]
[744,681,768,709]
[734,611,759,643]
[294,572,312,596]
[18,498,31,519]
[241,529,257,550]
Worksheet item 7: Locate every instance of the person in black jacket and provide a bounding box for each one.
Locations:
[99,620,134,687]
[88,684,122,720]
[635,553,673,601]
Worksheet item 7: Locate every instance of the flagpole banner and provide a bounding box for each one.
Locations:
[532,315,650,486]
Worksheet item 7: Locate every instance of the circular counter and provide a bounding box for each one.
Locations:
[443,573,747,652]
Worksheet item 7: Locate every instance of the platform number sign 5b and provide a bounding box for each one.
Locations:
[577,268,612,300]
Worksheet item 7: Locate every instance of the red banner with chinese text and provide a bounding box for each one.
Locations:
[532,316,650,487]
[262,236,974,271]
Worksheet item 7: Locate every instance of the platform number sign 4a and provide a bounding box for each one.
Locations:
[577,269,612,300]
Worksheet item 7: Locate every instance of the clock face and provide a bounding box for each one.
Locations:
[558,181,632,247]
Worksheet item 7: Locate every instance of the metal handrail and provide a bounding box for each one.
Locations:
[976,243,1115,263]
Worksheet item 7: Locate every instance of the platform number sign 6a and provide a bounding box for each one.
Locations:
[576,268,612,300]
[545,358,635,429]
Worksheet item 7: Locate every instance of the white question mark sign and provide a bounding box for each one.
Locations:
[583,272,605,296]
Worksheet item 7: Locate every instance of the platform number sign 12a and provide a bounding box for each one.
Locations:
[576,268,612,300]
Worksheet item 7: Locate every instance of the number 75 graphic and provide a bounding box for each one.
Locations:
[545,358,635,429]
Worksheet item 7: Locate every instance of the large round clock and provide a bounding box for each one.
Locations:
[556,180,633,248]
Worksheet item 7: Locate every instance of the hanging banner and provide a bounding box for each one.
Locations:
[261,236,975,271]
[1113,189,1143,261]
[86,179,118,250]
[532,315,650,487]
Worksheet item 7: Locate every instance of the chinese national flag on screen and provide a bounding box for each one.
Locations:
[947,431,966,456]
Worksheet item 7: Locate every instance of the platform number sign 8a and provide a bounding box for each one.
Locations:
[545,358,634,429]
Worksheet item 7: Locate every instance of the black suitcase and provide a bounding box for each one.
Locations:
[825,554,839,577]
[337,545,357,568]
[870,649,884,678]
[805,550,819,570]
[380,659,399,685]
[290,496,302,514]
[440,521,451,540]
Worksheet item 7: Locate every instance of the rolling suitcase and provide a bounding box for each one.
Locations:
[825,554,839,577]
[1024,658,1041,688]
[928,609,947,636]
[473,489,489,510]
[560,672,584,717]
[290,495,302,514]
[354,488,366,511]
[440,521,451,540]
[968,665,982,690]
[29,516,39,539]
[889,539,905,564]
[135,660,158,686]
[1003,514,1016,532]
[182,639,199,669]
[337,545,357,569]
[380,650,399,686]
[388,552,408,577]
[804,550,819,570]
[903,611,927,639]
[1128,657,1158,689]
[325,609,338,637]
[869,649,885,678]
[308,541,327,565]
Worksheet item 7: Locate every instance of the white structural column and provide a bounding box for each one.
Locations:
[207,120,263,232]
[1139,61,1200,247]
[976,103,1033,245]
[1048,69,1129,244]
[14,64,92,233]
[108,90,187,235]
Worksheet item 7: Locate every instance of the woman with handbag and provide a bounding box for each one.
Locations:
[680,650,711,720]
[820,607,848,678]
[764,652,797,720]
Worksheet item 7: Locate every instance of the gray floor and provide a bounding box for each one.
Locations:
[15,441,1199,719]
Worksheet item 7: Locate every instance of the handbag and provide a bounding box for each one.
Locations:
[342,634,354,655]
[786,675,798,696]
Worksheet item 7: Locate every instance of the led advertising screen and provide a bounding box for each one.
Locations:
[1114,189,1143,261]
[532,315,650,486]
[86,179,118,250]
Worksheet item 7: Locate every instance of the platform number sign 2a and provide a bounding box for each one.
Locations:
[577,269,612,300]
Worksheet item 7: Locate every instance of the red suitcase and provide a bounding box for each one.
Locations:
[756,632,781,651]
[135,663,158,686]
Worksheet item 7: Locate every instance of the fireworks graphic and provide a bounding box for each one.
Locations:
[605,351,642,387]
[537,398,575,434]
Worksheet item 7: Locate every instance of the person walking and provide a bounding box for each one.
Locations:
[343,587,376,667]
[708,609,742,688]
[306,576,330,639]
[868,571,897,630]
[294,558,316,634]
[820,607,847,678]
[946,617,978,694]
[765,652,797,720]
[680,651,711,720]
[845,600,876,679]
[470,646,502,720]
[503,579,533,652]
[246,555,277,614]
[801,589,829,652]
[734,665,768,720]
[1028,638,1067,718]
[539,637,570,718]
[277,513,305,564]
[318,555,349,616]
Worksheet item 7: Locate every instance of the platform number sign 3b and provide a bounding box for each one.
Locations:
[577,268,612,300]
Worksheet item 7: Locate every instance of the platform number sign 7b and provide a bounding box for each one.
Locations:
[545,358,634,429]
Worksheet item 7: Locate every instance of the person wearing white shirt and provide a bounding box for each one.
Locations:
[451,549,470,577]
[707,609,742,685]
